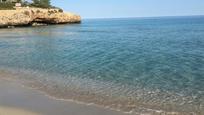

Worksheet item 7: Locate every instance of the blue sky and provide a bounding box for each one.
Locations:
[51,0,204,18]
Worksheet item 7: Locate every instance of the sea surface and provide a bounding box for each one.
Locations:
[0,16,204,114]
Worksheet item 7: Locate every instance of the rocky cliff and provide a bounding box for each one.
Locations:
[0,8,81,28]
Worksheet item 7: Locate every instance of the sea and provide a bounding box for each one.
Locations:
[0,16,204,115]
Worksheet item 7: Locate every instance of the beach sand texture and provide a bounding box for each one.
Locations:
[0,106,41,115]
[0,78,128,115]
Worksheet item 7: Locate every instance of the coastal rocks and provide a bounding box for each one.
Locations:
[0,10,31,27]
[31,22,47,26]
[0,8,81,28]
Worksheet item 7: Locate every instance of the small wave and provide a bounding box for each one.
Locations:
[0,67,203,115]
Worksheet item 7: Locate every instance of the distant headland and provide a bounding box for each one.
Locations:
[0,0,81,28]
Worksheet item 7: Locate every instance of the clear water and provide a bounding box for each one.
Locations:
[0,16,204,114]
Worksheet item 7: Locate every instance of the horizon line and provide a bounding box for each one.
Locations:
[82,14,204,20]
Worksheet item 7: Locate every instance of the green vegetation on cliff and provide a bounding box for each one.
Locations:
[0,0,52,10]
[0,3,15,10]
[30,0,51,8]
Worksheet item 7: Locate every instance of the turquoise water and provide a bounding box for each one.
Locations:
[0,16,204,114]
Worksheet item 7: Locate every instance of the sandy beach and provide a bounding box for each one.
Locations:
[0,78,129,115]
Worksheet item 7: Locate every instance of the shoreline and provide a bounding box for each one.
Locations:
[0,78,129,115]
[0,68,200,115]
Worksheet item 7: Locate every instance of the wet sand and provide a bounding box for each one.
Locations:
[0,79,129,115]
[0,106,41,115]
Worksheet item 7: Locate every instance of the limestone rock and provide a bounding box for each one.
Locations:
[0,8,81,28]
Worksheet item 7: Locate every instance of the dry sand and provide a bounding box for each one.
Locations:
[0,78,129,115]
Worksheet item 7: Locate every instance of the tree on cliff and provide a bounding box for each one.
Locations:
[32,0,51,8]
[32,0,40,4]
[17,0,22,2]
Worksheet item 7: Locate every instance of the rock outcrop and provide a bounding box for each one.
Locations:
[0,8,81,28]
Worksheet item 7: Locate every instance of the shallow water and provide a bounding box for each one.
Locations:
[0,16,204,114]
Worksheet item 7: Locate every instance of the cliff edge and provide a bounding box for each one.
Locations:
[0,8,81,28]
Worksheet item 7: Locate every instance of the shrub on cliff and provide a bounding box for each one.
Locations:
[23,11,30,16]
[0,3,15,10]
[31,0,51,8]
[58,8,63,12]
